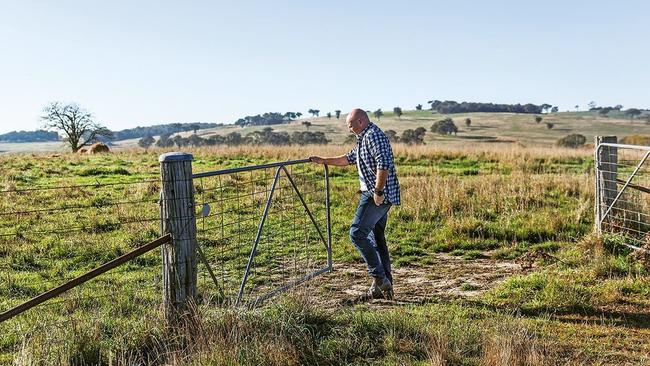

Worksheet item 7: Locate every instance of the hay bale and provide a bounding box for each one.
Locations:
[87,143,111,154]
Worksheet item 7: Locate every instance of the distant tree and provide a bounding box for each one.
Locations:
[335,110,341,119]
[465,118,471,127]
[625,108,642,120]
[574,105,579,111]
[614,105,623,111]
[41,102,113,152]
[385,129,399,142]
[327,112,332,119]
[308,109,320,117]
[189,123,201,134]
[290,131,329,144]
[431,118,458,135]
[541,104,552,113]
[224,132,242,145]
[393,107,403,119]
[551,106,559,113]
[556,134,586,148]
[296,112,303,118]
[188,134,204,147]
[206,135,224,145]
[302,121,312,129]
[415,104,423,111]
[138,135,155,150]
[373,109,383,121]
[535,116,543,124]
[172,134,188,148]
[599,107,612,117]
[156,133,174,148]
[401,129,425,144]
[545,122,554,129]
[588,101,597,110]
[415,127,427,139]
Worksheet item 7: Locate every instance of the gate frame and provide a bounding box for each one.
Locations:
[594,136,650,252]
[192,158,333,306]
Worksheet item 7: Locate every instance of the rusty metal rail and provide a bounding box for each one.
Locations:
[0,234,171,323]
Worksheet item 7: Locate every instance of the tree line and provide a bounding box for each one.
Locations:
[234,112,301,127]
[111,122,221,141]
[427,100,545,114]
[1,119,220,144]
[143,127,329,149]
[0,130,60,142]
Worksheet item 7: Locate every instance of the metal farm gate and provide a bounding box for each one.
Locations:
[192,158,333,306]
[595,136,650,252]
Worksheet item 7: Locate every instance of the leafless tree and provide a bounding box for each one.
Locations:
[41,102,113,152]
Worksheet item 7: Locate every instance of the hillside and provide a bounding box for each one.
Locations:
[196,110,650,146]
[2,110,649,154]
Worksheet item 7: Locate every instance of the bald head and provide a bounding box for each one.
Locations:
[346,108,370,135]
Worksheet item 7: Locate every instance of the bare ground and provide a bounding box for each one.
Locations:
[313,253,524,308]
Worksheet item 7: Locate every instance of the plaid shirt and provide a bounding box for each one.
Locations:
[345,122,401,205]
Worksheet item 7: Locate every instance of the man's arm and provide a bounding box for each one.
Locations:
[309,155,351,166]
[368,132,394,205]
[310,145,357,166]
[373,169,388,205]
[375,169,388,192]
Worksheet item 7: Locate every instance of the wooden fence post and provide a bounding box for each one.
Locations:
[595,136,617,231]
[159,152,197,323]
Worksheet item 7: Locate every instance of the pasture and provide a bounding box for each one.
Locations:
[3,110,650,154]
[0,144,649,365]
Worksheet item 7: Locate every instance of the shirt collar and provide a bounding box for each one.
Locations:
[356,122,374,141]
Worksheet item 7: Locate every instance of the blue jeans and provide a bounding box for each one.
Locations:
[349,191,393,282]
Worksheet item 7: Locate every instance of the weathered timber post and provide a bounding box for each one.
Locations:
[595,136,617,232]
[159,152,197,323]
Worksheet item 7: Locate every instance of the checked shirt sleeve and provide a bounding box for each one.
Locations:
[345,145,357,165]
[368,132,394,171]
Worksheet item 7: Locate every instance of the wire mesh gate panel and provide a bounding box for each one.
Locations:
[193,159,332,305]
[595,137,650,251]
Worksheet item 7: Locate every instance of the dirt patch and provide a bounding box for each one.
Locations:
[313,253,524,308]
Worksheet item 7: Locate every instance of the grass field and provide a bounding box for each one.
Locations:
[1,144,649,365]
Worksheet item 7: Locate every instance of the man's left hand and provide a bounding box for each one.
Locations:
[373,193,385,206]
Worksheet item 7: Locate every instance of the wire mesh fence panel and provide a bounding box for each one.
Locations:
[0,177,167,360]
[0,180,163,306]
[194,160,331,306]
[0,240,170,360]
[595,139,650,251]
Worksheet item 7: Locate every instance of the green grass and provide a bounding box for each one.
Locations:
[484,235,650,314]
[0,146,648,364]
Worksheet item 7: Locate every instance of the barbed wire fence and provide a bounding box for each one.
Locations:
[0,153,333,361]
[595,136,650,252]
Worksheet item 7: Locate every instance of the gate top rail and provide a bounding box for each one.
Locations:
[598,142,650,151]
[193,158,312,178]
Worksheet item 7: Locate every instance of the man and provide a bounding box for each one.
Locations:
[310,108,400,299]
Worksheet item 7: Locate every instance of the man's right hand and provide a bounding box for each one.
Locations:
[309,156,325,164]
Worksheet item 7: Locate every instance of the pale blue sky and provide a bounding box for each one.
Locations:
[0,0,648,133]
